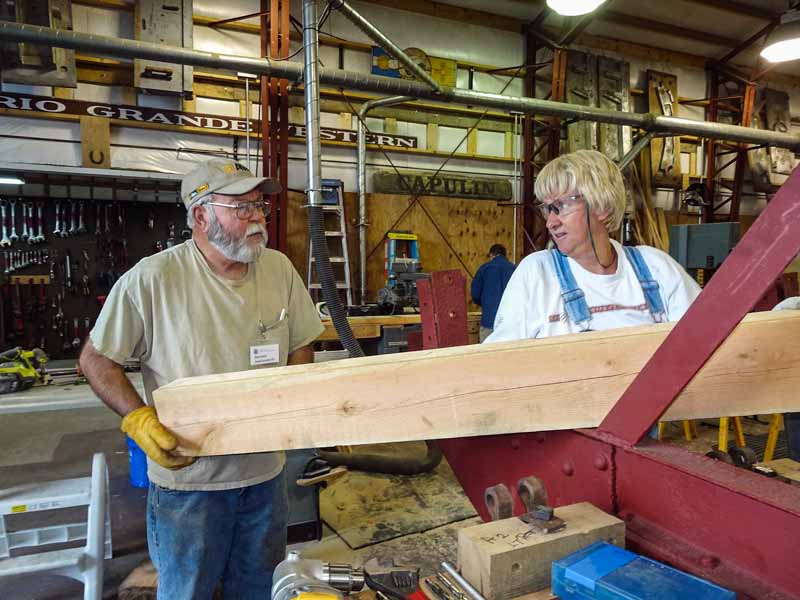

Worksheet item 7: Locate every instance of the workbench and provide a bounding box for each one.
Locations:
[317,312,482,343]
[0,373,143,415]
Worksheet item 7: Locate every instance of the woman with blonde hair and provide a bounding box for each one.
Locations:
[486,149,700,341]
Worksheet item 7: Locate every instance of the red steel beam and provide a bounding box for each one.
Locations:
[599,164,800,445]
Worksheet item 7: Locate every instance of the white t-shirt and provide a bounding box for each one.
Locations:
[486,240,701,342]
[91,240,324,491]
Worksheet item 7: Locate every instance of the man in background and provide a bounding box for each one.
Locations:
[471,243,516,342]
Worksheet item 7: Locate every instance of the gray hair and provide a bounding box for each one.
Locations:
[186,197,216,229]
[534,149,626,233]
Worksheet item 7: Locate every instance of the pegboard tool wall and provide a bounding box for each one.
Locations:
[1,198,188,360]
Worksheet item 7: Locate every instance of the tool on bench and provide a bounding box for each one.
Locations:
[363,558,420,600]
[272,551,365,600]
[0,346,50,393]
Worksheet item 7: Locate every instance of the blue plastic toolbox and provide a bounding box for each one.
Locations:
[552,541,735,600]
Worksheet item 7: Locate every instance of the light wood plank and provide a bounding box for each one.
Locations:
[154,311,800,456]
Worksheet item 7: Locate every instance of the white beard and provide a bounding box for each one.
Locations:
[207,211,268,263]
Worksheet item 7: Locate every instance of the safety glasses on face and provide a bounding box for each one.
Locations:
[535,194,585,220]
[203,199,270,220]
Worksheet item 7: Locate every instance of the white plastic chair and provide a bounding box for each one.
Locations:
[0,453,112,600]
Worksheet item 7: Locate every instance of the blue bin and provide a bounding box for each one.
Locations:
[126,436,150,488]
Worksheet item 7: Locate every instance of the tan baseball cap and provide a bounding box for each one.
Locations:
[181,158,281,209]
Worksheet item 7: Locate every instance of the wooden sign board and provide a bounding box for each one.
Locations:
[374,170,512,200]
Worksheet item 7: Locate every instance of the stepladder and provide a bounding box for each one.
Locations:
[307,179,354,308]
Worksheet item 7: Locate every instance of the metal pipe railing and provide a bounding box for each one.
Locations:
[328,0,443,95]
[357,95,411,304]
[2,21,798,151]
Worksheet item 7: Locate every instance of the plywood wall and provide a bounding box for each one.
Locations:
[285,191,522,310]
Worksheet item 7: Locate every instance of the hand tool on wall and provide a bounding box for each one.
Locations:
[37,282,46,313]
[9,199,18,243]
[60,202,70,238]
[53,292,63,331]
[53,200,62,237]
[166,222,176,248]
[12,282,23,338]
[83,316,91,343]
[68,201,78,236]
[20,202,29,243]
[0,200,10,248]
[71,317,81,350]
[49,249,57,281]
[35,202,45,243]
[62,320,71,352]
[39,322,47,351]
[147,211,154,230]
[104,203,111,234]
[77,201,86,234]
[28,203,37,245]
[64,250,73,294]
[95,201,101,236]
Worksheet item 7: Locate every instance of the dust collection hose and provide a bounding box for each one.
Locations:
[303,0,436,474]
[317,441,443,475]
[308,205,364,358]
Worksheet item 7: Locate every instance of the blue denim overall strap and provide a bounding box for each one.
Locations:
[550,249,592,331]
[623,245,666,323]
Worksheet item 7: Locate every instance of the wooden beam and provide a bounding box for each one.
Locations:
[154,311,800,456]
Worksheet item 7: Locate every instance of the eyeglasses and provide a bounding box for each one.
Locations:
[204,199,270,220]
[535,194,585,220]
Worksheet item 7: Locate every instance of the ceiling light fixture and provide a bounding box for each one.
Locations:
[546,0,607,17]
[762,9,800,63]
[0,175,24,185]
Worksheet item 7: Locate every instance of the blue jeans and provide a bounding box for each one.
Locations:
[147,470,288,600]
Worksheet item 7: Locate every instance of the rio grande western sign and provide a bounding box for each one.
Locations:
[374,170,512,200]
[0,91,418,148]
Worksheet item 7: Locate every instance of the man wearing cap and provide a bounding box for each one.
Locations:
[80,158,324,599]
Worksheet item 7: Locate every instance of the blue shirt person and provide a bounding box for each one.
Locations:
[471,244,516,341]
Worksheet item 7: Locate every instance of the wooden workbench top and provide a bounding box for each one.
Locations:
[318,312,482,341]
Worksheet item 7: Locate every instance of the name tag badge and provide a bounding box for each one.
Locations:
[250,343,280,366]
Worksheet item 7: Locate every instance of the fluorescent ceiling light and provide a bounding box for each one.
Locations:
[546,0,607,17]
[0,176,24,185]
[762,10,800,63]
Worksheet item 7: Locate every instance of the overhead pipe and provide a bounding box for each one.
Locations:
[1,21,800,151]
[327,0,443,95]
[302,0,363,358]
[357,95,411,304]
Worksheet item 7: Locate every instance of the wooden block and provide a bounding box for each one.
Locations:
[53,87,74,100]
[80,115,111,168]
[384,117,398,134]
[504,131,514,159]
[758,458,800,483]
[467,129,478,155]
[338,112,352,129]
[458,503,625,600]
[427,123,439,151]
[289,106,305,124]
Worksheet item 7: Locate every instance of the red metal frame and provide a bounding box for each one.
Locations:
[424,166,800,599]
[702,72,756,224]
[261,0,290,252]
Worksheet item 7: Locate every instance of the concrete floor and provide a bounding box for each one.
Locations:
[0,388,791,599]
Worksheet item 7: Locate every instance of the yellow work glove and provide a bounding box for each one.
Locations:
[121,406,195,470]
